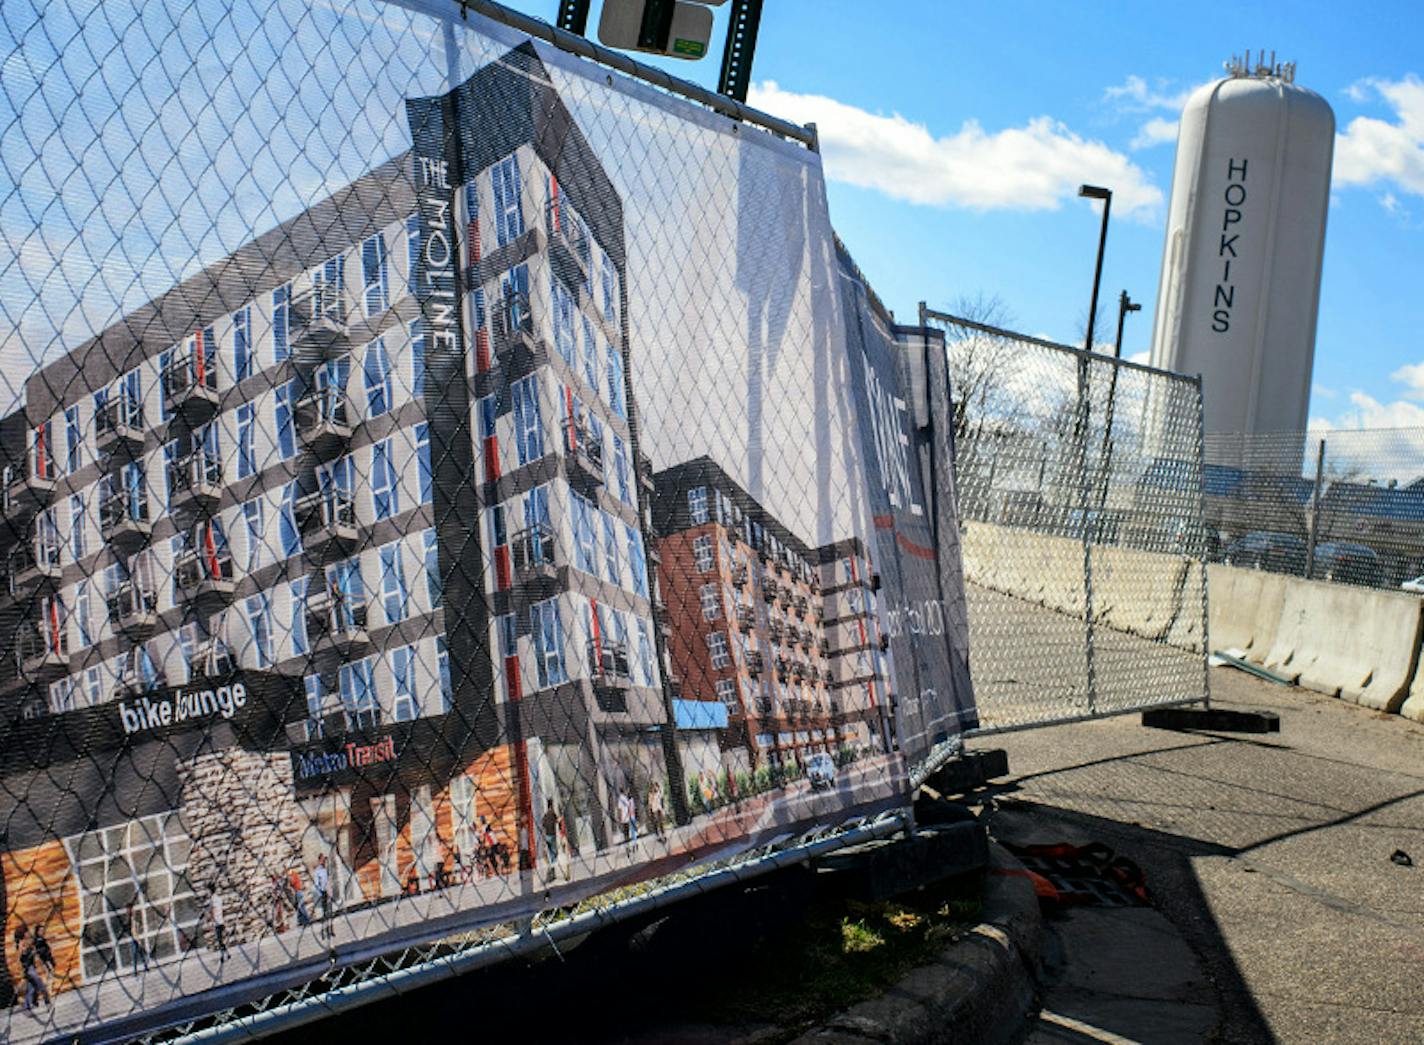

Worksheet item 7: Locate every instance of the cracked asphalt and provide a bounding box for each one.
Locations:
[981,665,1424,1044]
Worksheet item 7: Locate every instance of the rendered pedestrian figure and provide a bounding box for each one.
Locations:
[313,859,331,922]
[122,897,149,971]
[33,925,56,981]
[647,780,667,840]
[14,926,50,1011]
[269,874,288,934]
[288,867,310,926]
[541,799,561,878]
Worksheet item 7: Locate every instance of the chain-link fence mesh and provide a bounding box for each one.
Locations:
[1204,428,1424,591]
[923,311,1210,733]
[0,3,977,1040]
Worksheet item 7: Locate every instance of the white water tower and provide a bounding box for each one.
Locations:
[1147,54,1334,457]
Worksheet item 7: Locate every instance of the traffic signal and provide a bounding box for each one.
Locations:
[597,0,727,61]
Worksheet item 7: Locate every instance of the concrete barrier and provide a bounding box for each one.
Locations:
[1259,578,1423,713]
[1395,638,1424,724]
[1206,564,1290,659]
[962,522,1424,718]
[1095,547,1191,643]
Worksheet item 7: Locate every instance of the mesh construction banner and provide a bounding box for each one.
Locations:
[0,2,975,1039]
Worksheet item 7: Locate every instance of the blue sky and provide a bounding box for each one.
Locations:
[507,0,1424,432]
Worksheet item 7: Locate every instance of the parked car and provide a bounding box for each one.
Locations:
[1401,575,1424,595]
[806,752,837,791]
[1222,531,1307,575]
[1311,542,1383,588]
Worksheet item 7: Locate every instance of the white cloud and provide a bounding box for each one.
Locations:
[748,82,1163,218]
[1130,116,1179,150]
[1103,75,1198,114]
[1127,350,1150,366]
[1335,75,1424,198]
[1312,383,1338,400]
[1389,361,1424,399]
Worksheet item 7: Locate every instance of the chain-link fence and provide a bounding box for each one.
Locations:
[0,2,977,1041]
[1205,428,1424,591]
[922,310,1210,733]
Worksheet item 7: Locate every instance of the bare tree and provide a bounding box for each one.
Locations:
[937,292,1026,445]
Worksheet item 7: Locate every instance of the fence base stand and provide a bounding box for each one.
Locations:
[922,749,1011,797]
[813,815,988,903]
[1141,707,1281,734]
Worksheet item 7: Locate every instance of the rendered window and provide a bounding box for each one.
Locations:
[380,542,408,625]
[700,583,721,621]
[362,232,390,316]
[693,535,714,573]
[531,598,566,688]
[706,632,730,670]
[371,439,399,520]
[364,338,393,417]
[236,403,257,479]
[688,486,708,526]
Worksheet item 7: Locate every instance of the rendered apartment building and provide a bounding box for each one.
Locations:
[0,43,666,999]
[652,458,893,771]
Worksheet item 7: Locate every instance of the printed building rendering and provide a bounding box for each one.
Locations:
[652,458,894,771]
[0,44,671,1000]
[0,39,925,1028]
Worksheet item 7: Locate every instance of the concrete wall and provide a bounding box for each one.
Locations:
[962,521,1424,720]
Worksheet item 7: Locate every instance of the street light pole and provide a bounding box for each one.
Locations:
[1113,290,1141,360]
[1075,185,1112,715]
[1079,185,1113,354]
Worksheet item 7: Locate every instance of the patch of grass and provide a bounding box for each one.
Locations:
[677,876,982,1037]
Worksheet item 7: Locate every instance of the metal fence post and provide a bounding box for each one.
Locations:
[1194,375,1212,710]
[1305,437,1326,579]
[1076,355,1097,714]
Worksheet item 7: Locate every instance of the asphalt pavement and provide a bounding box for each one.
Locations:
[981,665,1424,1044]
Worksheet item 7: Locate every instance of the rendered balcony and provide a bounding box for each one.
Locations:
[545,201,593,294]
[745,650,764,676]
[16,627,68,679]
[289,284,349,350]
[766,619,785,643]
[168,453,223,513]
[106,582,159,638]
[511,523,558,587]
[94,399,145,456]
[588,639,631,712]
[562,419,604,493]
[162,356,220,421]
[298,490,358,558]
[730,563,748,587]
[736,604,756,632]
[99,492,152,550]
[8,538,61,592]
[308,597,371,654]
[295,389,354,456]
[762,578,780,603]
[4,456,57,512]
[491,293,534,358]
[175,551,236,605]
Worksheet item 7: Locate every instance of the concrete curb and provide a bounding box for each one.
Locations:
[791,844,1042,1045]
